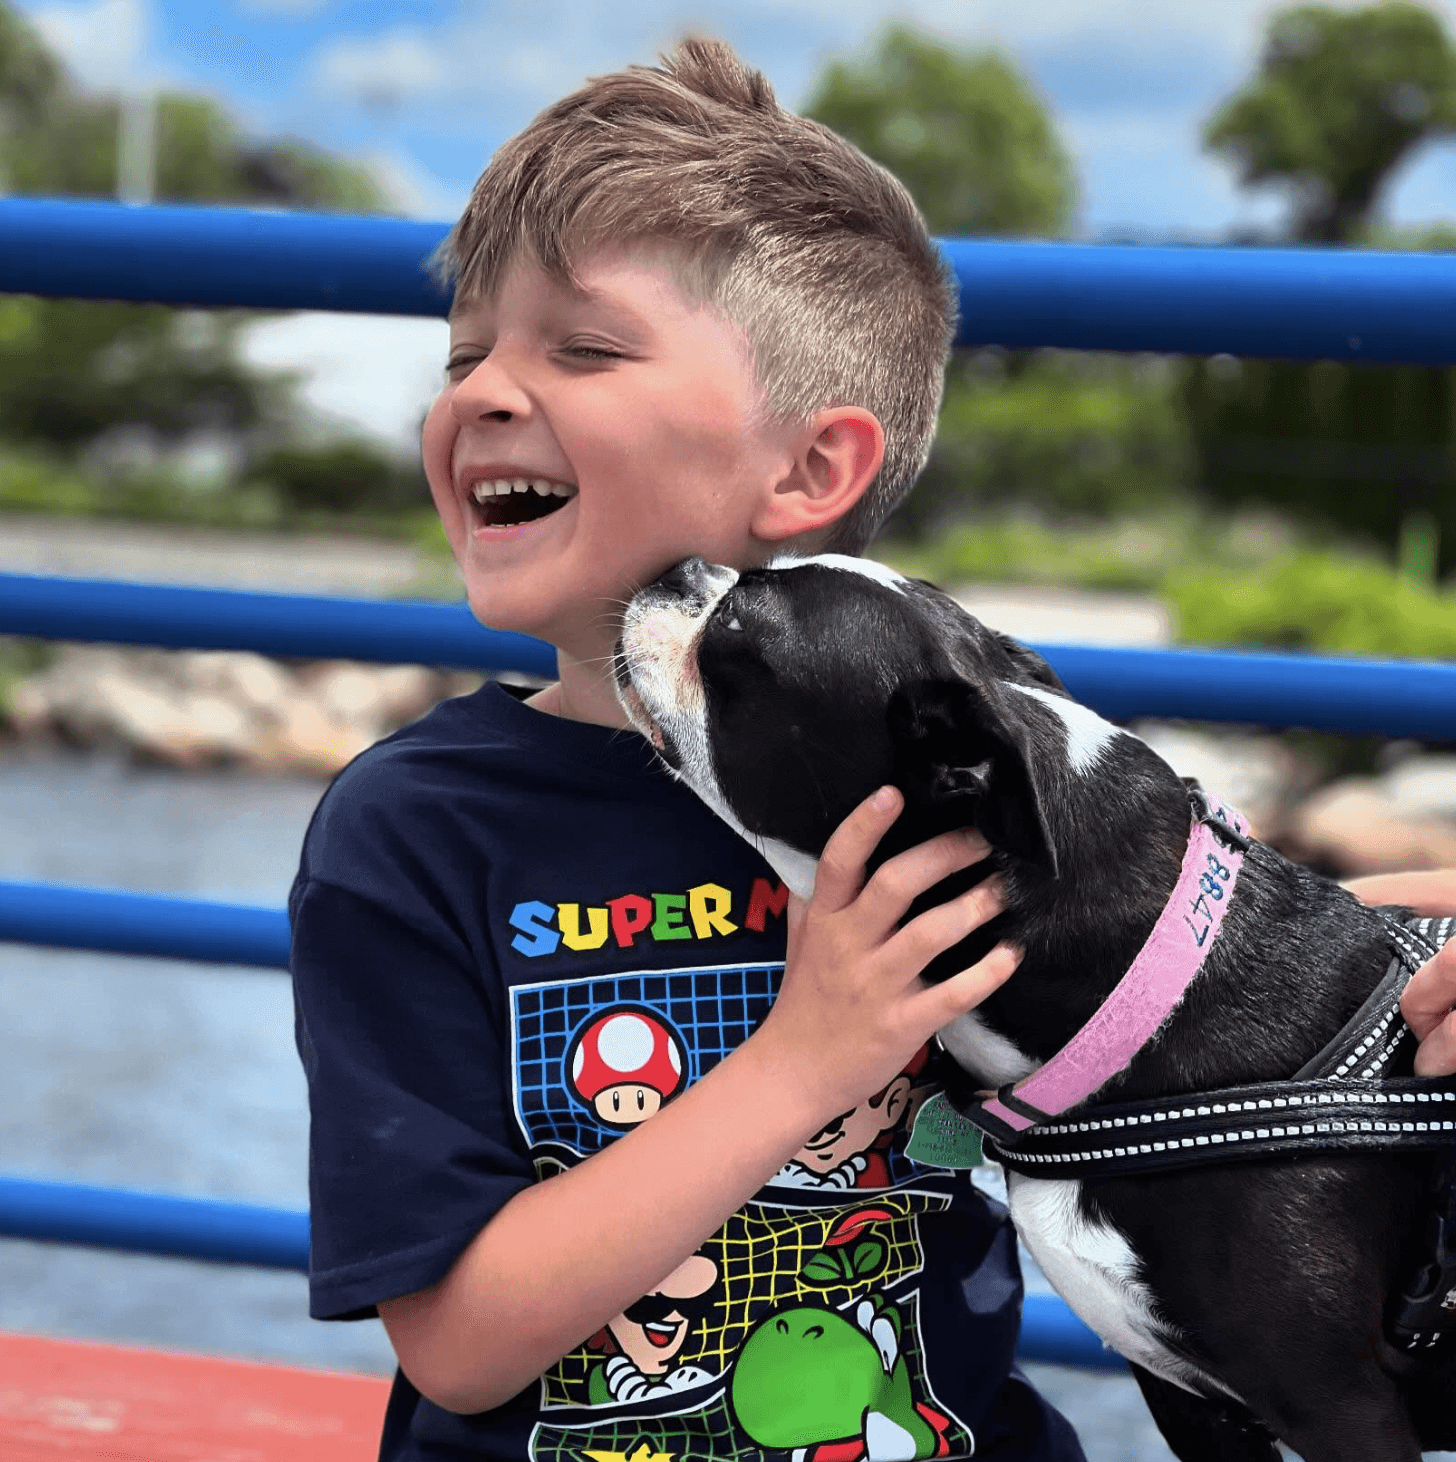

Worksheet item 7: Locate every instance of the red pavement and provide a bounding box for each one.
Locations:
[0,1330,391,1461]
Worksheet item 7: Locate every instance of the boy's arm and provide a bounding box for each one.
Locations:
[1346,869,1456,1077]
[379,787,1017,1415]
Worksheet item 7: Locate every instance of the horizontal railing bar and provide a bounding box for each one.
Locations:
[0,1172,1121,1368]
[0,198,452,316]
[0,572,557,676]
[0,1174,308,1270]
[940,236,1456,363]
[3,199,1456,362]
[1042,640,1456,740]
[0,881,290,968]
[5,572,1456,737]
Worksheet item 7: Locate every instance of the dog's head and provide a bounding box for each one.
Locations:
[616,554,1132,895]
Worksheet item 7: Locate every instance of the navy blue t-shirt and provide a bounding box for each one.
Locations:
[290,681,1084,1462]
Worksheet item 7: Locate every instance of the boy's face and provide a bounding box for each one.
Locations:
[423,243,795,660]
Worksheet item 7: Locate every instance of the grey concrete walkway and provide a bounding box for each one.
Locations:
[0,516,435,598]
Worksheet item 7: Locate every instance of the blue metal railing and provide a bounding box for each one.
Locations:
[4,197,1456,362]
[4,199,1456,1378]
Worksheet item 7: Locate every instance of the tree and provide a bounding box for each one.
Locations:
[0,0,403,517]
[1193,3,1456,579]
[803,23,1075,237]
[1206,2,1456,244]
[804,26,1192,539]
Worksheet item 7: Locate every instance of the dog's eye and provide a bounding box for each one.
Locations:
[717,597,744,632]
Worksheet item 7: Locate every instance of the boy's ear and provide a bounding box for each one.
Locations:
[887,678,1058,876]
[751,406,885,543]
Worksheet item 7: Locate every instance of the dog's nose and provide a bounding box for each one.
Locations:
[654,557,713,601]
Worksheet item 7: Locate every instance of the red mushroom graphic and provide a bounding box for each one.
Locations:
[569,1008,686,1128]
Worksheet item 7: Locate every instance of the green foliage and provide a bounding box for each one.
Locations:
[0,298,287,451]
[892,352,1189,538]
[1183,356,1456,578]
[1193,3,1456,575]
[0,3,59,129]
[245,440,430,516]
[0,441,438,538]
[881,506,1298,594]
[0,0,390,493]
[803,23,1075,237]
[881,510,1456,661]
[0,636,54,719]
[1206,2,1456,243]
[1168,550,1456,657]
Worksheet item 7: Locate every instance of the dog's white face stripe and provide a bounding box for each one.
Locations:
[1007,682,1126,775]
[767,551,906,595]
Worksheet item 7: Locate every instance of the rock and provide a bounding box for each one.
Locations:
[246,697,376,779]
[175,651,295,721]
[1382,754,1456,820]
[301,661,443,738]
[371,664,445,727]
[1128,723,1316,843]
[6,645,454,776]
[1286,778,1456,876]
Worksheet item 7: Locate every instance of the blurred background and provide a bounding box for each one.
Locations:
[1,2,1455,1458]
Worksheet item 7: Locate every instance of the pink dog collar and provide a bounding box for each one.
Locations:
[978,791,1250,1135]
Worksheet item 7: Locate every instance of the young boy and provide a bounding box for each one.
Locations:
[290,37,1456,1462]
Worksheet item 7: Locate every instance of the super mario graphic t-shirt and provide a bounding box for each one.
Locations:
[290,682,1085,1462]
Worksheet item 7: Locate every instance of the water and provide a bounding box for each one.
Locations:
[0,746,1217,1457]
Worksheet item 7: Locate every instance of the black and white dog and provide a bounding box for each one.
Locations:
[614,553,1456,1462]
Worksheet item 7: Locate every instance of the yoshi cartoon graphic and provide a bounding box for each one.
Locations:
[729,1295,955,1461]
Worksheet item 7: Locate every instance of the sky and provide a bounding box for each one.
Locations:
[14,0,1456,447]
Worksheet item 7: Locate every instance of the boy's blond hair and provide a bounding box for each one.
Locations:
[437,37,957,554]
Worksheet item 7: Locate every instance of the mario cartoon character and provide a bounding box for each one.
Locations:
[773,1046,930,1189]
[729,1295,954,1461]
[583,1252,720,1404]
[568,1008,687,1129]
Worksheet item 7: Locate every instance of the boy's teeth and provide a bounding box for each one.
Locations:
[470,477,576,504]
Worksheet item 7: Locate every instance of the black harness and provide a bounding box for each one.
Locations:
[940,814,1456,1349]
[960,915,1456,1179]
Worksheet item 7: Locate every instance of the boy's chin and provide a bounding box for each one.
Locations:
[464,587,609,657]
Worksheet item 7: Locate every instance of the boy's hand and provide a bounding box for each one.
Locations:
[1345,869,1456,1078]
[1403,942,1456,1077]
[757,784,1018,1121]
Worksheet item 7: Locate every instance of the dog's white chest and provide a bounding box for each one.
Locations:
[1006,1175,1234,1399]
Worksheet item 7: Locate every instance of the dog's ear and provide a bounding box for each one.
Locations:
[887,678,1058,875]
[992,631,1069,695]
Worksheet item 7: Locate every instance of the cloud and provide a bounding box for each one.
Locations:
[240,312,449,452]
[364,148,469,221]
[311,27,448,110]
[145,0,1456,243]
[240,0,330,15]
[30,0,148,90]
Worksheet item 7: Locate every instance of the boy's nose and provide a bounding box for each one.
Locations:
[450,353,531,424]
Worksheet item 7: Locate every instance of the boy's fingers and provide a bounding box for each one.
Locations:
[1400,942,1456,1040]
[859,826,992,933]
[1414,1012,1456,1080]
[813,786,904,911]
[887,876,1006,975]
[920,943,1022,1024]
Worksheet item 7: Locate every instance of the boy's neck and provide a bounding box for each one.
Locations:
[525,646,636,730]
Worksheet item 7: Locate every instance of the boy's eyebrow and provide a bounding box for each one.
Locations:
[558,283,656,341]
[446,285,656,345]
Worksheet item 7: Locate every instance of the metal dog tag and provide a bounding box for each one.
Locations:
[906,1091,984,1169]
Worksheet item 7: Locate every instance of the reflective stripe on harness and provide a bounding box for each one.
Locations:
[969,1072,1456,1178]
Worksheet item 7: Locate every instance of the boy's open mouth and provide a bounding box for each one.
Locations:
[468,477,577,528]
